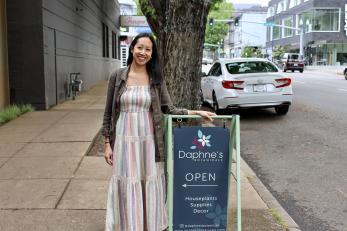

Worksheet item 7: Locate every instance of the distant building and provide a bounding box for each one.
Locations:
[119,0,137,68]
[227,5,268,58]
[119,0,152,67]
[4,0,121,110]
[266,0,347,65]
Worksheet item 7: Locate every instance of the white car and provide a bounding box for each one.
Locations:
[201,58,293,115]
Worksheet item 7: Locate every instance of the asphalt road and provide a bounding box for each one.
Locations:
[237,70,347,231]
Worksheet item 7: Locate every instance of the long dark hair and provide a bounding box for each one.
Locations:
[127,33,161,84]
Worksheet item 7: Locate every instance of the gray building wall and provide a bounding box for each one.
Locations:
[7,0,45,109]
[7,0,121,110]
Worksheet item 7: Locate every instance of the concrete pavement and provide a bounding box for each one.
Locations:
[305,65,345,76]
[0,81,299,231]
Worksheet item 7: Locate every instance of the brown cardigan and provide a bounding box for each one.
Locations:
[102,66,188,162]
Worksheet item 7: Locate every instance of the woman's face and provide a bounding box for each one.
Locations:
[131,37,153,66]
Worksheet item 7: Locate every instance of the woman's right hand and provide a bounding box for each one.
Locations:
[104,143,113,166]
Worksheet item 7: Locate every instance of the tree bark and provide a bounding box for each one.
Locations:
[140,0,210,109]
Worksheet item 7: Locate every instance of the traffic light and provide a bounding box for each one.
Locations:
[209,18,214,26]
[234,18,239,27]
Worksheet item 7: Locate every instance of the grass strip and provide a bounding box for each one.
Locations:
[269,208,288,229]
[0,104,34,125]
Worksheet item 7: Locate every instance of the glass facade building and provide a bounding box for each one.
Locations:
[266,0,347,65]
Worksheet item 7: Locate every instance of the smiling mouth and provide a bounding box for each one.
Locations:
[138,56,147,61]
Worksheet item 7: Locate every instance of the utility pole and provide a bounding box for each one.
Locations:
[299,29,304,56]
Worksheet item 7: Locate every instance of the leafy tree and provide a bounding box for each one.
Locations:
[272,45,291,61]
[205,1,233,51]
[241,46,262,58]
[138,0,223,109]
[133,0,143,16]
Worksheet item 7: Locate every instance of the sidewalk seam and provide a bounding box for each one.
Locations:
[54,126,102,209]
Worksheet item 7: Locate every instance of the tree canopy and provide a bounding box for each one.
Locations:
[272,45,291,60]
[204,1,233,51]
[241,46,262,58]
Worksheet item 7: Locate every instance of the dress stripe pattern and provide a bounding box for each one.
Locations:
[105,85,168,231]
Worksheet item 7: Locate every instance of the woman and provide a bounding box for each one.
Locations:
[102,33,215,231]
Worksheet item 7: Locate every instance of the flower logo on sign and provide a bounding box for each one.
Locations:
[190,130,211,150]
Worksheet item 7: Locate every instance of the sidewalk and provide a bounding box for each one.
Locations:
[305,65,345,75]
[0,81,299,231]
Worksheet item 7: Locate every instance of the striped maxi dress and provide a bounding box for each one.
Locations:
[105,85,168,231]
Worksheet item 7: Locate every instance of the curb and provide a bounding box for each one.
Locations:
[239,157,301,231]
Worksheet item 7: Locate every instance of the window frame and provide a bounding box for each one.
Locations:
[102,22,109,58]
[296,8,340,34]
[272,19,281,40]
[282,16,294,38]
[208,63,222,76]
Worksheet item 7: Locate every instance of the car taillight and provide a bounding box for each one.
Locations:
[222,80,244,89]
[275,78,291,88]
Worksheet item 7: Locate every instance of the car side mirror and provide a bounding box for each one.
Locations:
[201,72,207,77]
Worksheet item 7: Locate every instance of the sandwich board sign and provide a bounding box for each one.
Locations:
[173,127,230,231]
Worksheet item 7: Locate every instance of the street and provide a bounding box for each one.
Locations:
[238,70,347,231]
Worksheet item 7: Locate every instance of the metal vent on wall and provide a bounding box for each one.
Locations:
[121,45,128,68]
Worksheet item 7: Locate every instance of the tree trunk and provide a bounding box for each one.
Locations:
[140,0,210,109]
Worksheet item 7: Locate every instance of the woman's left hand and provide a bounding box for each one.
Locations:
[189,110,216,122]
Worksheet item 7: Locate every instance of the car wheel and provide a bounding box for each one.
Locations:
[344,71,347,80]
[212,92,220,113]
[300,69,304,73]
[275,105,289,115]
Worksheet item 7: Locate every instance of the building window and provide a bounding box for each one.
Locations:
[276,0,287,14]
[112,31,117,59]
[313,9,339,31]
[283,17,293,38]
[289,0,299,9]
[272,20,281,40]
[276,3,282,14]
[102,23,109,57]
[298,9,339,33]
[297,12,312,33]
[267,7,275,18]
[118,36,121,60]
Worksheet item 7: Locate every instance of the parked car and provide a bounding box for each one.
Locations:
[200,58,293,115]
[344,67,347,80]
[281,53,304,73]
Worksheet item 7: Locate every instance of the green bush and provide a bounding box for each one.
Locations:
[0,104,34,125]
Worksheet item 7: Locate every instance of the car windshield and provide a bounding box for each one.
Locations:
[225,61,278,74]
[288,54,303,60]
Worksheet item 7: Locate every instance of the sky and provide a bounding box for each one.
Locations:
[226,0,270,7]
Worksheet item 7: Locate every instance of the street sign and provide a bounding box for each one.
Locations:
[264,22,275,27]
[173,127,230,231]
[120,16,149,27]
